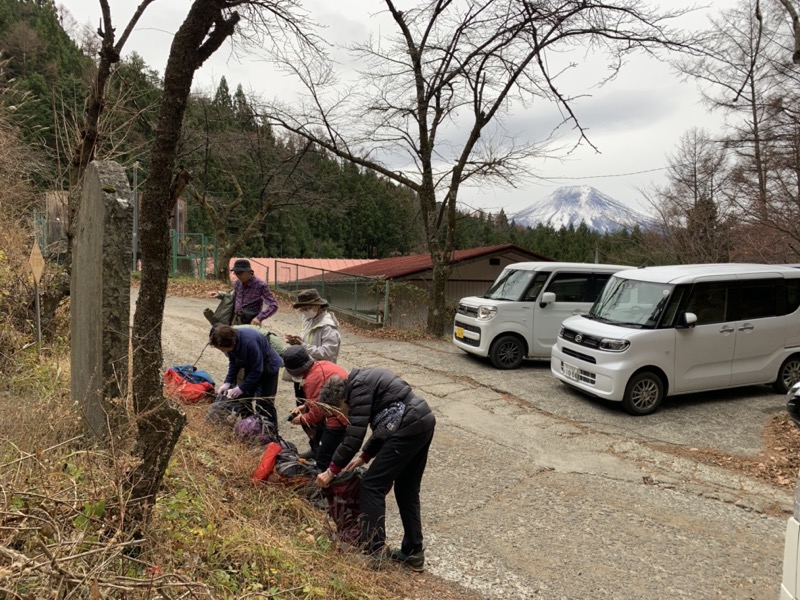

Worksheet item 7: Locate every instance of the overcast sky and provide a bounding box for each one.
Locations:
[61,0,740,217]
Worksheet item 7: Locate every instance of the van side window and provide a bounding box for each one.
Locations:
[737,279,779,320]
[788,279,800,314]
[544,272,591,302]
[659,286,688,328]
[685,282,728,324]
[522,272,551,301]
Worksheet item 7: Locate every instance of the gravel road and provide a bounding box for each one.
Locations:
[156,293,791,600]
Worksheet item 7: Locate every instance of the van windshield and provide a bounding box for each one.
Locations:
[484,269,546,301]
[587,275,675,328]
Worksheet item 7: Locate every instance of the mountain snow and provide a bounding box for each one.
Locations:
[510,185,656,234]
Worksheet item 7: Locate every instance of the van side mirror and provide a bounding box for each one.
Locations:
[678,311,697,328]
[539,292,556,308]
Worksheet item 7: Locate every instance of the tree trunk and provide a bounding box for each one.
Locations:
[127,0,239,523]
[216,246,234,281]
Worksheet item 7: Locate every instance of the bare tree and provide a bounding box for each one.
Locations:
[267,0,700,336]
[128,0,315,522]
[180,95,317,279]
[644,128,733,263]
[69,0,156,231]
[680,0,800,260]
[774,0,800,62]
[677,0,782,211]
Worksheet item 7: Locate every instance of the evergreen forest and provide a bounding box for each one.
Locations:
[0,0,660,275]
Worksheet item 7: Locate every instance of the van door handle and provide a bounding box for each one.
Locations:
[738,323,755,332]
[719,326,735,334]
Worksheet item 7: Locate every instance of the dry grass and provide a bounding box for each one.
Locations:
[0,364,480,599]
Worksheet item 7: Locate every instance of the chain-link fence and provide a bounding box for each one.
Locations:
[272,260,435,329]
[273,260,388,324]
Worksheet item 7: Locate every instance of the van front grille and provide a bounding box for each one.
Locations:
[563,347,597,365]
[561,327,601,350]
[457,304,479,318]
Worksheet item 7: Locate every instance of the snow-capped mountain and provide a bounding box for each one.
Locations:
[511,186,656,234]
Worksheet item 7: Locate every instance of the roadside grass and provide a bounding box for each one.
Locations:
[0,347,479,599]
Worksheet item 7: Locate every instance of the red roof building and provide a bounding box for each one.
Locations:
[336,244,552,300]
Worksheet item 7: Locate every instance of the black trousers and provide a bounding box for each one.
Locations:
[315,425,346,472]
[359,427,434,555]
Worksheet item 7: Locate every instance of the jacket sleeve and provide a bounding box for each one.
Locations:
[256,282,279,321]
[305,325,341,362]
[233,281,243,314]
[330,371,371,471]
[299,367,324,426]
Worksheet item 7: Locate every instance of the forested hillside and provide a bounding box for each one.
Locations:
[4,0,799,274]
[0,0,658,272]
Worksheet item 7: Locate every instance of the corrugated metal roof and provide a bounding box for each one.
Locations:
[335,244,552,279]
[229,258,376,284]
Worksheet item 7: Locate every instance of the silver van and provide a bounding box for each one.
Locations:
[452,262,630,369]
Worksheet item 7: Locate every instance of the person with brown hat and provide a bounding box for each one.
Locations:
[284,289,342,457]
[285,288,340,363]
[207,259,278,326]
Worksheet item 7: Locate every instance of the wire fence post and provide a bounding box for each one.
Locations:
[384,280,391,327]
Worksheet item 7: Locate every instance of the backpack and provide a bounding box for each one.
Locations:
[234,415,279,447]
[323,468,364,546]
[163,366,215,404]
[204,291,235,326]
[250,440,304,483]
[170,364,216,386]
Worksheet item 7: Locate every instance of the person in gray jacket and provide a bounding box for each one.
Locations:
[315,368,435,572]
[284,289,341,363]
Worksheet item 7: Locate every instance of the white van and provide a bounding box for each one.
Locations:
[551,264,800,415]
[452,262,630,369]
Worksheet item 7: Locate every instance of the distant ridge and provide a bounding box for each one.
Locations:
[510,185,656,234]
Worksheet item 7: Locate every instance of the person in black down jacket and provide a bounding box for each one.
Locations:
[315,367,436,571]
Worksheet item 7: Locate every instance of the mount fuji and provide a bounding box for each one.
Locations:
[510,186,656,234]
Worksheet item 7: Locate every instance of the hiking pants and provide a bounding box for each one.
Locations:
[315,425,346,472]
[359,427,434,555]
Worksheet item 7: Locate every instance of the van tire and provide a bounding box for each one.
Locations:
[489,335,525,370]
[622,371,664,416]
[773,355,800,394]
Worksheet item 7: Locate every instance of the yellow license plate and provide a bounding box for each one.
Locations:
[455,326,464,339]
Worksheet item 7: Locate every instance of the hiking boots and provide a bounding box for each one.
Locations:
[389,547,425,572]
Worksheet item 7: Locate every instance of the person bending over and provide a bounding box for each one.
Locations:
[315,369,435,572]
[208,324,282,431]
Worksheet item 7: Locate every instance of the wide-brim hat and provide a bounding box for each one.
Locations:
[292,288,328,308]
[282,345,315,377]
[231,258,252,273]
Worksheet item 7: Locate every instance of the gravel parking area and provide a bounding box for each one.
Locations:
[157,292,792,600]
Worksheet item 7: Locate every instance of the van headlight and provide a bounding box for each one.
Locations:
[599,338,630,352]
[477,306,497,321]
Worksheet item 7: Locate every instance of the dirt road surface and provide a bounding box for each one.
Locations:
[157,293,791,600]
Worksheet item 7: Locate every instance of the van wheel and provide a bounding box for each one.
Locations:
[489,335,524,370]
[773,355,800,394]
[622,371,664,416]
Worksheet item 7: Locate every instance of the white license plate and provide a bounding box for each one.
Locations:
[562,362,580,381]
[455,326,464,339]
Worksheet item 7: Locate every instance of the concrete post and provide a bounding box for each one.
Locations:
[70,161,133,439]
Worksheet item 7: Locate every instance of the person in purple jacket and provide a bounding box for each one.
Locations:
[208,324,282,430]
[208,259,278,326]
